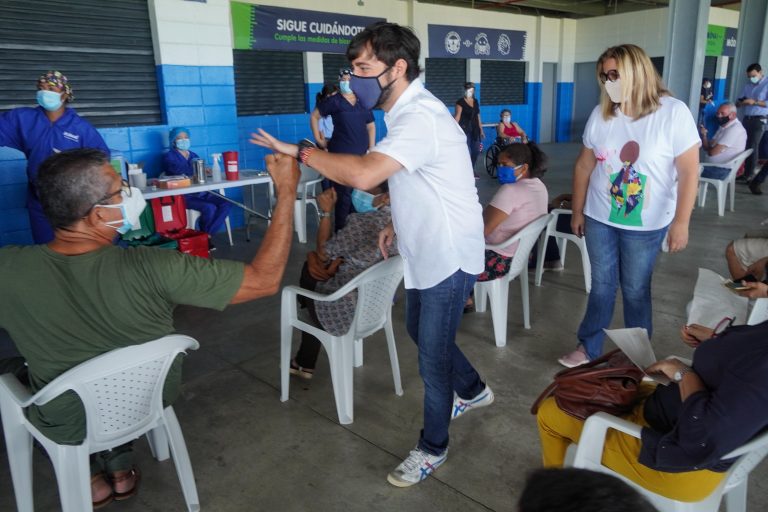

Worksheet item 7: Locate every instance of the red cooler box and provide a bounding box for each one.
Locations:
[150,196,210,258]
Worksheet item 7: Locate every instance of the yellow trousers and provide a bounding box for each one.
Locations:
[536,394,725,502]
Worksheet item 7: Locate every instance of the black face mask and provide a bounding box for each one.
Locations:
[716,116,730,126]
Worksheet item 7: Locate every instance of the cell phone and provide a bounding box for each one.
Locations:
[735,274,758,283]
[738,97,747,102]
[724,280,750,291]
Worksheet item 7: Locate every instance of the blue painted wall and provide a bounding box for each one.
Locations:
[0,64,244,245]
[0,70,556,246]
[555,82,574,142]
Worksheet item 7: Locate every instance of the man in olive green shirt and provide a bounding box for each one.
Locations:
[0,148,299,506]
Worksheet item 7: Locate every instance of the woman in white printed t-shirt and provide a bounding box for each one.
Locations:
[558,44,700,368]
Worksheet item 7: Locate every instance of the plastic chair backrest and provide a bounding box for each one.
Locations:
[488,214,552,277]
[351,256,404,339]
[722,427,768,488]
[299,163,321,184]
[30,335,199,449]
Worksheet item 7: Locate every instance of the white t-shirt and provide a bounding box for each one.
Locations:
[372,79,484,290]
[485,178,548,257]
[706,119,747,164]
[582,96,700,231]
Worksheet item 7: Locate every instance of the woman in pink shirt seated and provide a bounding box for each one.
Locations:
[479,142,549,282]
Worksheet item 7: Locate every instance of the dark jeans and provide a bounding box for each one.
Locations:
[406,269,484,456]
[466,134,481,171]
[751,161,768,186]
[293,262,324,369]
[744,117,767,177]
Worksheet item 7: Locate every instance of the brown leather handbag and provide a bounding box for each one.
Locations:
[530,349,645,420]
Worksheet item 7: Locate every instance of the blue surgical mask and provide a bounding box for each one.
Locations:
[349,67,392,110]
[750,76,760,84]
[36,90,63,111]
[339,81,352,94]
[175,138,191,151]
[497,164,523,184]
[351,189,381,213]
[98,188,147,234]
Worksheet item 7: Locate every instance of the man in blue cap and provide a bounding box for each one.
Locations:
[0,70,110,243]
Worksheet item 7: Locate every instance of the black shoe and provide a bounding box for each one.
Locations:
[736,174,749,183]
[749,181,763,195]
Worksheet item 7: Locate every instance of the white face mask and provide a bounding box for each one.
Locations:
[750,75,761,85]
[604,79,624,104]
[465,89,474,98]
[97,188,146,234]
[502,115,511,122]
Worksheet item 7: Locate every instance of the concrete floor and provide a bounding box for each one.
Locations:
[2,142,768,511]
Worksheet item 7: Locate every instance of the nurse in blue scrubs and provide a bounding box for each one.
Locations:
[161,127,232,236]
[0,71,110,243]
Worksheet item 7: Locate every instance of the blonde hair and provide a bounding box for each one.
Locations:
[597,44,669,120]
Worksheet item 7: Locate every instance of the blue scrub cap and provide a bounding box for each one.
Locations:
[169,127,190,142]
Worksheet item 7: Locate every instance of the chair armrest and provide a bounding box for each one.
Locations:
[550,208,573,217]
[0,373,33,407]
[282,277,361,303]
[572,412,642,469]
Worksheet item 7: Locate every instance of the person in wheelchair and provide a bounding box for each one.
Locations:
[496,109,528,144]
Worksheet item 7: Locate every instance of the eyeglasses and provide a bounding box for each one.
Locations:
[95,179,131,205]
[713,316,734,336]
[599,69,620,84]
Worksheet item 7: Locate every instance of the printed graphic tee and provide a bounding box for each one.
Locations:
[582,96,699,230]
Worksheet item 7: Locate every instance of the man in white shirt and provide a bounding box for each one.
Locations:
[699,102,747,180]
[251,22,492,488]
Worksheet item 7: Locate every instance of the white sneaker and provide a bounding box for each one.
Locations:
[451,385,495,420]
[387,447,447,487]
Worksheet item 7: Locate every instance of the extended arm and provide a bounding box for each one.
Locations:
[230,154,300,303]
[570,146,597,237]
[310,108,327,149]
[367,121,376,150]
[482,205,509,237]
[667,144,700,252]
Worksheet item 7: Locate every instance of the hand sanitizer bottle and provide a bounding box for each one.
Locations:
[211,153,222,182]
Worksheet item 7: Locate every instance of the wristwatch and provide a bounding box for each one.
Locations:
[318,211,332,218]
[673,365,693,382]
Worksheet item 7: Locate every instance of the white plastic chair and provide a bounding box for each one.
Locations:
[280,255,404,424]
[747,298,768,325]
[534,208,591,293]
[474,214,552,347]
[186,207,233,246]
[571,411,768,512]
[698,149,753,216]
[295,164,324,243]
[0,335,201,512]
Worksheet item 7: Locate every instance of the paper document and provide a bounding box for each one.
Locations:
[687,268,748,328]
[603,327,670,385]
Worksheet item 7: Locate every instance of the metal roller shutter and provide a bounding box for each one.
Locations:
[0,0,161,127]
[233,50,305,115]
[480,60,526,105]
[425,58,466,106]
[323,53,350,85]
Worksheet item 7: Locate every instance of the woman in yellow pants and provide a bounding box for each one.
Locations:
[537,321,768,502]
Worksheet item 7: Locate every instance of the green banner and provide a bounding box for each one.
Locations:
[706,25,737,57]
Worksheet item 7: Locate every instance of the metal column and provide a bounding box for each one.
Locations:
[663,0,710,115]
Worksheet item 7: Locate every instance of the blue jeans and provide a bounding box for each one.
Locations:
[577,217,667,361]
[700,166,730,180]
[406,269,484,456]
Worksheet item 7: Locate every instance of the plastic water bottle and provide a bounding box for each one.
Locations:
[211,153,222,182]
